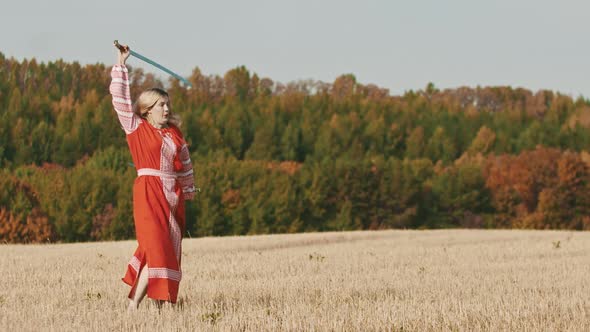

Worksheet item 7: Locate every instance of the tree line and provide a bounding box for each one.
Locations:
[1,53,590,243]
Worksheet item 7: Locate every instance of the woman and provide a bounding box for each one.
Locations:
[110,44,196,310]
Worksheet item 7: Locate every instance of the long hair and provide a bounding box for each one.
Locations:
[133,88,181,127]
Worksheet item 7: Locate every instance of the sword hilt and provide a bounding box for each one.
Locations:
[113,40,129,53]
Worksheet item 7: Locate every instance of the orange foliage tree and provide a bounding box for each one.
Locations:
[0,174,54,243]
[485,147,590,229]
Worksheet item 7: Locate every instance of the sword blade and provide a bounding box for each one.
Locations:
[114,40,192,88]
[129,50,193,89]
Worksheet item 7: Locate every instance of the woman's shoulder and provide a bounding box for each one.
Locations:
[168,124,184,137]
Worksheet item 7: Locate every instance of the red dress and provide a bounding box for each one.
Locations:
[110,64,196,303]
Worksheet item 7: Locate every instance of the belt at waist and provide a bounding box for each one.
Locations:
[137,168,178,179]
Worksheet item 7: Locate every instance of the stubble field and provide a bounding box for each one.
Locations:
[1,229,589,331]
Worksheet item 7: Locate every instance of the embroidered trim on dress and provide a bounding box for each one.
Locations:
[148,268,182,282]
[160,133,182,263]
[137,168,177,178]
[129,255,141,273]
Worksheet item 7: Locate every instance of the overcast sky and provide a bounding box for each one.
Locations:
[2,0,589,97]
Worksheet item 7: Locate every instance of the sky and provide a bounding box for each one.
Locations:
[1,0,590,97]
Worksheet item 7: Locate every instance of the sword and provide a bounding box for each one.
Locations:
[113,40,192,89]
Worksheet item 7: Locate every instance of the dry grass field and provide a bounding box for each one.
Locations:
[1,229,590,331]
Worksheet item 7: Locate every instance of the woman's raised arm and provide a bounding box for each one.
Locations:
[109,45,140,134]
